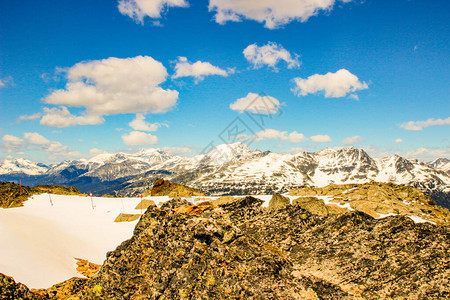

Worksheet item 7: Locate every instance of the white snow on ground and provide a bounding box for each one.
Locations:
[408,215,436,225]
[376,213,398,219]
[283,194,354,211]
[0,194,172,289]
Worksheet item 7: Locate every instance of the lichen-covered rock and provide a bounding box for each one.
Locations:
[293,196,330,216]
[289,182,450,225]
[0,273,47,299]
[2,186,449,299]
[268,193,290,210]
[144,178,207,197]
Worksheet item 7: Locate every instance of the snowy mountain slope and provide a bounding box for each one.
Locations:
[1,144,449,207]
[0,158,48,176]
[429,158,450,174]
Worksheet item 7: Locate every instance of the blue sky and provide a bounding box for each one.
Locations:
[0,0,449,163]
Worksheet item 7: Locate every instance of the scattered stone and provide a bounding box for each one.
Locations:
[268,193,290,210]
[134,199,156,210]
[114,213,141,222]
[0,273,46,299]
[293,197,331,216]
[75,258,101,278]
[144,178,207,197]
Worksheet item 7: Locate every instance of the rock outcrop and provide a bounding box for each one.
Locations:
[0,181,83,208]
[2,192,449,299]
[144,178,207,197]
[268,193,290,210]
[290,182,450,226]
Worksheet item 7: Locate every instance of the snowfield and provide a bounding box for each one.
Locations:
[0,194,166,288]
[0,192,437,289]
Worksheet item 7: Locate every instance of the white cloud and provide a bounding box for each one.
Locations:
[122,131,159,146]
[24,132,51,145]
[40,107,104,128]
[254,129,306,143]
[400,117,450,131]
[208,0,353,29]
[129,113,160,131]
[393,138,403,143]
[23,132,82,159]
[311,135,332,143]
[118,0,188,24]
[405,147,450,161]
[280,147,309,154]
[172,57,231,81]
[160,146,192,155]
[243,42,300,70]
[1,135,25,153]
[230,92,280,114]
[292,69,368,98]
[43,56,178,127]
[0,80,4,88]
[17,113,42,122]
[89,148,109,157]
[342,135,364,145]
[1,132,81,159]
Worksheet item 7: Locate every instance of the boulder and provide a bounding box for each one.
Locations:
[268,193,290,210]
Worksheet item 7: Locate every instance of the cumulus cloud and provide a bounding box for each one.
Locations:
[342,135,364,145]
[43,56,178,127]
[129,113,160,131]
[88,148,109,157]
[172,57,232,81]
[400,117,450,131]
[40,107,104,128]
[310,135,332,143]
[160,146,192,155]
[1,132,81,159]
[208,0,353,29]
[243,42,300,70]
[24,132,51,145]
[393,138,403,143]
[122,131,159,146]
[280,147,309,154]
[405,147,450,161]
[254,129,306,143]
[292,69,368,98]
[1,135,25,153]
[230,92,280,114]
[118,0,188,24]
[17,113,42,122]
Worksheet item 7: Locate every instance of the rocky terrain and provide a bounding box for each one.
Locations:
[0,181,82,208]
[145,178,206,197]
[289,182,450,226]
[2,192,449,299]
[1,144,449,208]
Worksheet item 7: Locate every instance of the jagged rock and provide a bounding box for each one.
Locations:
[2,187,449,299]
[145,178,206,197]
[0,181,83,208]
[290,182,450,225]
[75,258,101,278]
[268,193,290,210]
[34,277,87,299]
[210,195,236,206]
[0,273,46,299]
[114,213,141,222]
[134,199,156,210]
[293,197,331,216]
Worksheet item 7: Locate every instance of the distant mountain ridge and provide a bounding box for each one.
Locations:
[1,143,449,208]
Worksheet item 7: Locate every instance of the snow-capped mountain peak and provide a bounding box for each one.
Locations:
[0,158,48,175]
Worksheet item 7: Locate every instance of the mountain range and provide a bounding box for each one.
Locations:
[1,143,449,208]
